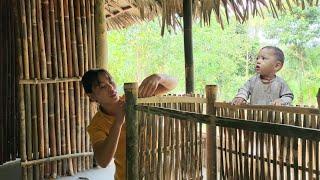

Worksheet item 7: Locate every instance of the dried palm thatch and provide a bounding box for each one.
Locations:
[105,0,319,32]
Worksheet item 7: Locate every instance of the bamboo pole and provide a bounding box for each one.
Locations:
[75,83,85,171]
[59,83,67,175]
[206,85,218,180]
[63,8,76,175]
[94,0,107,69]
[183,0,194,94]
[69,82,78,174]
[125,83,139,180]
[53,0,62,78]
[21,152,94,166]
[63,0,78,174]
[19,0,34,178]
[75,0,84,75]
[57,0,68,78]
[25,0,41,178]
[48,0,58,176]
[79,1,88,171]
[65,82,74,176]
[49,0,58,78]
[90,0,96,68]
[68,0,79,76]
[14,0,27,176]
[54,82,62,176]
[19,84,28,180]
[86,0,93,69]
[36,2,50,175]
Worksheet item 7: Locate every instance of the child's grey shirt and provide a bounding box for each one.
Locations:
[235,75,294,105]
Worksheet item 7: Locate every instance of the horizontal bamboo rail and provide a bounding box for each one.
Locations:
[215,102,320,115]
[19,77,81,84]
[21,152,93,167]
[137,95,206,104]
[135,105,212,124]
[216,116,320,140]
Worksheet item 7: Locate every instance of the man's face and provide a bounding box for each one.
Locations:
[255,48,282,77]
[89,73,119,105]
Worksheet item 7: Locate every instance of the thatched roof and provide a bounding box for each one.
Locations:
[105,0,319,32]
[105,0,159,30]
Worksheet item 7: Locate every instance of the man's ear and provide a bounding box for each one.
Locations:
[275,62,283,72]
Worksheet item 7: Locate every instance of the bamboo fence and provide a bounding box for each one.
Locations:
[13,0,96,179]
[214,102,320,180]
[0,0,20,166]
[125,84,320,180]
[125,83,209,180]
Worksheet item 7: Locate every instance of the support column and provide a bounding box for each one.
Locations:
[94,0,108,69]
[183,0,194,93]
[206,85,218,180]
[124,83,139,180]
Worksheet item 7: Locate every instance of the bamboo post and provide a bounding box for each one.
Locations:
[94,0,108,69]
[183,0,194,94]
[206,85,218,180]
[124,83,139,180]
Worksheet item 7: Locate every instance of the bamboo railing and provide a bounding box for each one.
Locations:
[125,84,320,180]
[214,102,320,180]
[125,83,211,180]
[0,0,20,166]
[14,0,97,179]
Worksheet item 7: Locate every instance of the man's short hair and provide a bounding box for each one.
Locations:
[262,46,285,64]
[81,69,113,93]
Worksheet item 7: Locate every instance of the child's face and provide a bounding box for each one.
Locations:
[255,48,282,77]
[89,73,119,105]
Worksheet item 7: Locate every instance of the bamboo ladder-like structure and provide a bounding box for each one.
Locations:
[15,0,97,179]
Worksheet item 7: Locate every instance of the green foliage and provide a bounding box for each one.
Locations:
[263,7,320,105]
[108,8,320,105]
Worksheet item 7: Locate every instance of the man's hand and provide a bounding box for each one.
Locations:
[231,97,247,105]
[138,74,161,98]
[115,99,125,126]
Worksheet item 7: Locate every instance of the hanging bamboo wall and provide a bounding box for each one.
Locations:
[14,0,97,179]
[214,102,320,179]
[0,0,20,166]
[135,95,207,179]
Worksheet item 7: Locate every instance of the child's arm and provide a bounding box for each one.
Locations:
[272,81,294,105]
[232,79,252,105]
[91,101,125,168]
[139,74,178,97]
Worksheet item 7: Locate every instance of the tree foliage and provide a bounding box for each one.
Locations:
[108,7,320,105]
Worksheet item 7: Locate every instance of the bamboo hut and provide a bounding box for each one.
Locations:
[0,0,319,179]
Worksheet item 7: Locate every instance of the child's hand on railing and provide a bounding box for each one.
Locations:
[271,99,284,106]
[231,97,247,105]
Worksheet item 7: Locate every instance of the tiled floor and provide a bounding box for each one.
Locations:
[58,162,115,180]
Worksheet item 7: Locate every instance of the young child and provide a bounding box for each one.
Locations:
[232,46,294,105]
[81,69,177,180]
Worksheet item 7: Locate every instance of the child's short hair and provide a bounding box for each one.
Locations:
[81,69,113,93]
[262,46,285,64]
